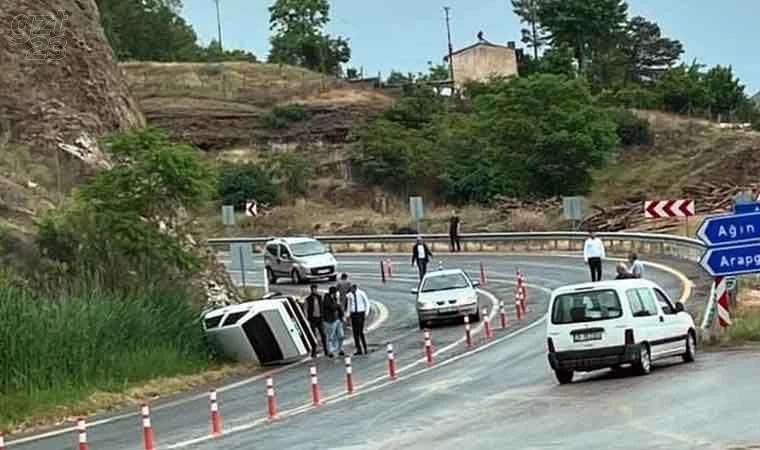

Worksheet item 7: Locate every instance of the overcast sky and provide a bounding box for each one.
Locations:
[183,0,760,94]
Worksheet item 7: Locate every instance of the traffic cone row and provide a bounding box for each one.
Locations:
[266,375,278,420]
[77,418,88,450]
[209,389,222,437]
[517,269,528,312]
[464,315,473,347]
[310,366,321,406]
[141,404,156,450]
[387,343,397,380]
[345,356,355,394]
[424,330,434,365]
[483,308,494,341]
[499,301,509,329]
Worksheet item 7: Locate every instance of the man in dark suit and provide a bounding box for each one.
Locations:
[411,236,433,280]
[304,284,326,358]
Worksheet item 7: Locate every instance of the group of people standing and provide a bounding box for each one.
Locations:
[303,274,369,359]
[583,231,644,281]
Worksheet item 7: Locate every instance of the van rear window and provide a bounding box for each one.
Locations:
[551,289,623,324]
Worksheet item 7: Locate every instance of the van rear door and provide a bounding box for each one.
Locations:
[548,288,627,351]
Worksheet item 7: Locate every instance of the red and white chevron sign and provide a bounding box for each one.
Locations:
[715,276,731,328]
[644,200,695,218]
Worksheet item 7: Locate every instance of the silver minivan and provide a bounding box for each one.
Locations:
[264,237,338,284]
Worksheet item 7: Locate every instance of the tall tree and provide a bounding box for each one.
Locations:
[702,65,747,117]
[622,16,683,85]
[536,0,629,76]
[657,62,711,114]
[512,0,548,60]
[267,0,351,75]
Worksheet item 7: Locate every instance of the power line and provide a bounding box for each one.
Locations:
[444,6,455,85]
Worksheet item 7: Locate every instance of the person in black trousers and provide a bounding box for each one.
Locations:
[346,284,369,355]
[449,210,461,252]
[304,284,326,358]
[411,236,433,280]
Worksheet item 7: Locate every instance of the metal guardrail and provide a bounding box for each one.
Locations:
[208,231,706,262]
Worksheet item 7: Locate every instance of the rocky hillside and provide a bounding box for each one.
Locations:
[0,0,144,241]
[120,62,393,176]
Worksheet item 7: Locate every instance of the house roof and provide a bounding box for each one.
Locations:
[444,39,514,61]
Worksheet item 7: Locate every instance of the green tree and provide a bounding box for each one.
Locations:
[387,71,415,84]
[39,129,217,282]
[382,86,445,129]
[657,62,711,114]
[267,0,351,75]
[622,16,683,85]
[512,0,549,60]
[218,162,280,208]
[702,65,747,117]
[266,153,314,200]
[537,0,629,76]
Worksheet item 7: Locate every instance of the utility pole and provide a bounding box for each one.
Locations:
[213,0,223,52]
[444,6,455,85]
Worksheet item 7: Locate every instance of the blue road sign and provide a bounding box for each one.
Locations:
[697,212,760,247]
[700,243,760,276]
[735,202,760,214]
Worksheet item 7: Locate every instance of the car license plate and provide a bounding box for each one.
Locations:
[573,331,603,342]
[438,306,458,314]
[319,269,330,274]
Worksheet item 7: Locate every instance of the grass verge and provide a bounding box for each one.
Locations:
[0,273,224,433]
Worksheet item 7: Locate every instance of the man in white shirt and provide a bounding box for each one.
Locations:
[583,231,606,282]
[346,284,369,355]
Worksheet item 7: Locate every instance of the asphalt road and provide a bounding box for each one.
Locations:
[8,253,760,450]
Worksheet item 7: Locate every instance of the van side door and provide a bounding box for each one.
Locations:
[625,288,661,352]
[653,287,685,355]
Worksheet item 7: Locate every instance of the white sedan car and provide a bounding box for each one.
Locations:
[412,269,481,329]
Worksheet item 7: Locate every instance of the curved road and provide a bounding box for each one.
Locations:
[8,254,760,450]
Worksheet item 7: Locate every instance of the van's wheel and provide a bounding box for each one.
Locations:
[682,331,696,363]
[555,369,573,384]
[267,268,277,284]
[291,269,303,285]
[634,344,652,375]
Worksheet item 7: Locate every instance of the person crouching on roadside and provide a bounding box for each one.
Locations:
[628,252,644,278]
[615,263,637,280]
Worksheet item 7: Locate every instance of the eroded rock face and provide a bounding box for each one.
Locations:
[0,0,145,166]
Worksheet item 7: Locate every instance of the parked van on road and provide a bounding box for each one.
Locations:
[264,237,338,284]
[546,279,696,384]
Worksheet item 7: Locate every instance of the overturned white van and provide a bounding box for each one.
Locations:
[203,294,316,365]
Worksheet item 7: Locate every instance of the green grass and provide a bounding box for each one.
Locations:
[0,274,213,429]
[723,308,760,343]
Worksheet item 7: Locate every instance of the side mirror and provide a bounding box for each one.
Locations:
[675,302,684,313]
[410,288,419,295]
[472,281,481,288]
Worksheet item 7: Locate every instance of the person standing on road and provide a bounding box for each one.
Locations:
[628,252,644,279]
[322,286,345,358]
[449,210,462,252]
[304,284,327,358]
[411,236,433,280]
[583,231,605,282]
[336,273,352,311]
[346,284,369,355]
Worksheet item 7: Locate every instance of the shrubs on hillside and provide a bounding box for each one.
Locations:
[263,104,311,129]
[608,108,653,146]
[219,162,281,208]
[353,74,619,203]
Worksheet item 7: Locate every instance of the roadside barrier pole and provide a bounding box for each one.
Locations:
[387,343,397,380]
[266,375,278,420]
[515,297,523,321]
[77,418,89,450]
[438,260,443,270]
[499,301,508,329]
[517,269,528,312]
[387,258,393,279]
[424,330,434,366]
[483,308,493,340]
[380,260,386,283]
[0,431,5,450]
[141,404,156,450]
[464,315,473,347]
[345,356,355,394]
[479,262,488,286]
[310,366,321,406]
[209,389,222,437]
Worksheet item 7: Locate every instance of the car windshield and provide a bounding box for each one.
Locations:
[290,241,327,257]
[551,289,623,324]
[421,273,470,293]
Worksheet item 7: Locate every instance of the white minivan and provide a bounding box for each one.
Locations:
[546,279,696,384]
[264,237,338,284]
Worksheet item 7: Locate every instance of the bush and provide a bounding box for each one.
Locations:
[266,153,314,199]
[608,108,653,146]
[263,104,311,129]
[219,162,280,208]
[597,87,664,110]
[0,275,211,426]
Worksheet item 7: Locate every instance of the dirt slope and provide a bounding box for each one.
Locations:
[0,0,144,240]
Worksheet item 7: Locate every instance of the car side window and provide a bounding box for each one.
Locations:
[637,288,660,316]
[654,288,675,315]
[266,244,278,256]
[626,289,649,317]
[279,245,291,259]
